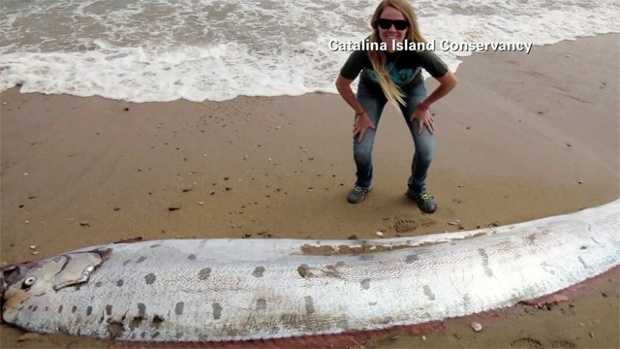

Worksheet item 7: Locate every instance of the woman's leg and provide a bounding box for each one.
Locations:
[398,82,436,196]
[353,83,387,189]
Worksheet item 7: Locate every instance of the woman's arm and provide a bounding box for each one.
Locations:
[335,75,375,142]
[411,71,458,134]
[335,75,366,115]
[417,71,458,110]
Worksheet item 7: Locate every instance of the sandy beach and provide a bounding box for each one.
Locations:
[1,34,618,348]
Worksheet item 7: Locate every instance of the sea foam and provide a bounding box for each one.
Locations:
[0,0,618,102]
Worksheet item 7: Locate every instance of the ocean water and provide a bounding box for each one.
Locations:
[0,0,618,102]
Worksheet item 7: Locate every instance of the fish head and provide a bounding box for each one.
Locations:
[1,257,65,323]
[1,251,107,324]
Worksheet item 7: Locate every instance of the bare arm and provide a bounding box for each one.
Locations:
[412,71,458,134]
[335,75,366,115]
[417,71,458,110]
[335,75,375,142]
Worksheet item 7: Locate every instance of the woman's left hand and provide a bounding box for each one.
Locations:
[411,107,434,135]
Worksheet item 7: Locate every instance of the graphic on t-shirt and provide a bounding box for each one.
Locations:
[365,63,421,86]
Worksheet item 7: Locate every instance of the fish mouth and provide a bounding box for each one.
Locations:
[0,264,13,324]
[0,263,27,324]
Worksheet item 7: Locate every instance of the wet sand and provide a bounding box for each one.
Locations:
[1,34,619,348]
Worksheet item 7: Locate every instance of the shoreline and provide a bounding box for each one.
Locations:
[1,34,619,348]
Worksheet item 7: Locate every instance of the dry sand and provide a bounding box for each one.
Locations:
[1,34,618,348]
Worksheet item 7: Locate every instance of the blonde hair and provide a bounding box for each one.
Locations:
[369,0,426,106]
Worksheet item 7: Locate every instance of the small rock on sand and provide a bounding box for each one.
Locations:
[470,321,483,332]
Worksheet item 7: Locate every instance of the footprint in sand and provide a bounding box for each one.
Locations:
[549,339,577,348]
[510,337,544,349]
[393,218,418,233]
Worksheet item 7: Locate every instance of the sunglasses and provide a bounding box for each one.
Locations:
[375,19,409,31]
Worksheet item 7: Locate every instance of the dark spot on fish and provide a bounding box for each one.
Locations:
[198,334,209,341]
[252,266,265,277]
[304,296,315,314]
[359,254,374,261]
[129,316,144,330]
[297,264,313,278]
[423,285,436,301]
[123,259,132,266]
[212,303,222,320]
[478,248,494,277]
[361,278,371,290]
[256,298,267,311]
[71,305,77,313]
[152,331,160,339]
[44,306,49,312]
[137,303,146,318]
[336,261,346,267]
[140,332,146,339]
[144,273,156,285]
[57,325,70,334]
[99,315,104,324]
[32,305,38,312]
[107,321,125,339]
[175,332,184,339]
[105,305,113,316]
[58,305,63,314]
[95,281,103,287]
[152,314,164,327]
[175,302,184,315]
[150,244,161,248]
[86,306,93,316]
[198,267,211,280]
[136,256,147,263]
[405,254,419,264]
[116,279,124,287]
[187,254,197,261]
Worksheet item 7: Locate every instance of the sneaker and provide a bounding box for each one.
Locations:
[347,186,371,204]
[406,190,438,214]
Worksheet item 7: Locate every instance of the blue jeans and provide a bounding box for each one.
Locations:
[353,80,435,194]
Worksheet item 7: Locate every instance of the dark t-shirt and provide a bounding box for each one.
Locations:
[339,45,448,91]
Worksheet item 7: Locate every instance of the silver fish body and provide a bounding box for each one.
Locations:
[1,200,619,342]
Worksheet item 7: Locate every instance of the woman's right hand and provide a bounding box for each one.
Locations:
[353,111,375,142]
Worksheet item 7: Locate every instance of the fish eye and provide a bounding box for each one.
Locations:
[22,276,36,289]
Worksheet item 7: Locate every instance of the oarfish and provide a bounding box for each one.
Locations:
[1,200,619,344]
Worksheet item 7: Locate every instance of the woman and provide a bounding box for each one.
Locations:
[335,0,457,213]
